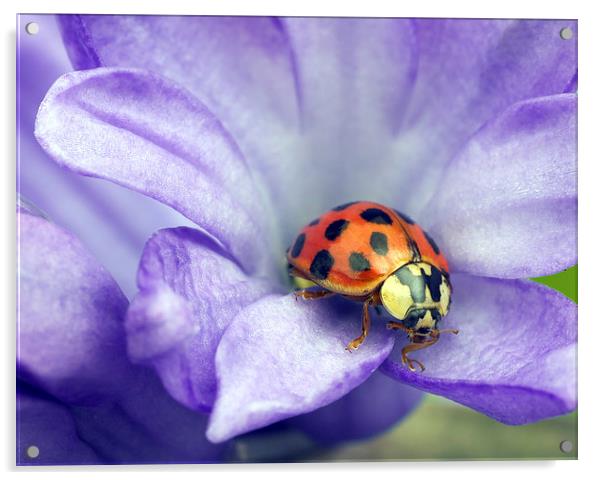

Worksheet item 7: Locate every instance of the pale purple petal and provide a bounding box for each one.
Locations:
[71,369,227,464]
[271,18,417,236]
[207,296,395,442]
[288,370,423,445]
[57,16,421,241]
[58,15,300,131]
[57,15,301,234]
[18,15,194,298]
[389,19,577,214]
[284,18,416,134]
[20,130,196,298]
[380,274,577,425]
[425,94,576,278]
[126,227,276,411]
[35,67,275,275]
[17,389,100,465]
[18,211,135,404]
[409,19,576,129]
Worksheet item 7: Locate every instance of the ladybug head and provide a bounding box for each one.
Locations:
[379,261,451,329]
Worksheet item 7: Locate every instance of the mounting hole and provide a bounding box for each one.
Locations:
[560,27,573,40]
[25,22,40,35]
[26,445,40,459]
[559,440,573,453]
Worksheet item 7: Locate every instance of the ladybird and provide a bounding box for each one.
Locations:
[287,201,458,372]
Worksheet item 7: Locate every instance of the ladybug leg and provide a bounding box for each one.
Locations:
[401,342,429,372]
[345,299,372,352]
[401,338,439,372]
[294,289,335,301]
[400,329,459,372]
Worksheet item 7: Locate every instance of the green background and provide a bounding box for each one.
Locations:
[325,265,578,461]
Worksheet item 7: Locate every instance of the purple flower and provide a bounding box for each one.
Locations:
[17,205,226,464]
[27,15,576,451]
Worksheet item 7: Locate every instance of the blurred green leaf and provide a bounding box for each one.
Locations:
[532,265,577,302]
[322,396,577,461]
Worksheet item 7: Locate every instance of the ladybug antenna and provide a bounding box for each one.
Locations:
[435,328,460,336]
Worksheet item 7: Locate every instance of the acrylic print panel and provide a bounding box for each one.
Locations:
[16,14,577,465]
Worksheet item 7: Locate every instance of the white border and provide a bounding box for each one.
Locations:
[2,1,600,479]
[0,0,584,18]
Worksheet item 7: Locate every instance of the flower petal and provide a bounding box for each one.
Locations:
[380,274,577,425]
[270,18,418,235]
[288,370,423,445]
[35,67,274,275]
[57,15,305,248]
[17,388,100,465]
[18,211,134,404]
[425,94,576,278]
[410,19,576,127]
[17,195,47,218]
[20,128,197,298]
[389,19,577,214]
[125,227,275,410]
[57,16,422,241]
[18,17,195,298]
[207,295,395,442]
[283,17,416,136]
[58,15,300,130]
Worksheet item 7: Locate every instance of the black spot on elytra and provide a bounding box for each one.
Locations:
[370,232,389,255]
[308,217,320,226]
[360,208,393,225]
[349,252,371,272]
[424,230,441,255]
[333,201,358,211]
[394,209,415,225]
[290,233,305,258]
[325,219,349,241]
[310,250,334,280]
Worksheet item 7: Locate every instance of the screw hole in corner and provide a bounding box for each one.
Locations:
[559,440,573,453]
[25,22,39,35]
[560,27,573,40]
[26,445,40,459]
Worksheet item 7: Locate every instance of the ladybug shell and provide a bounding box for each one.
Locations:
[287,201,449,297]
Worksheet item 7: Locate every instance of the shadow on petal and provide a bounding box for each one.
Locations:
[71,369,227,464]
[288,369,423,445]
[17,387,100,465]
